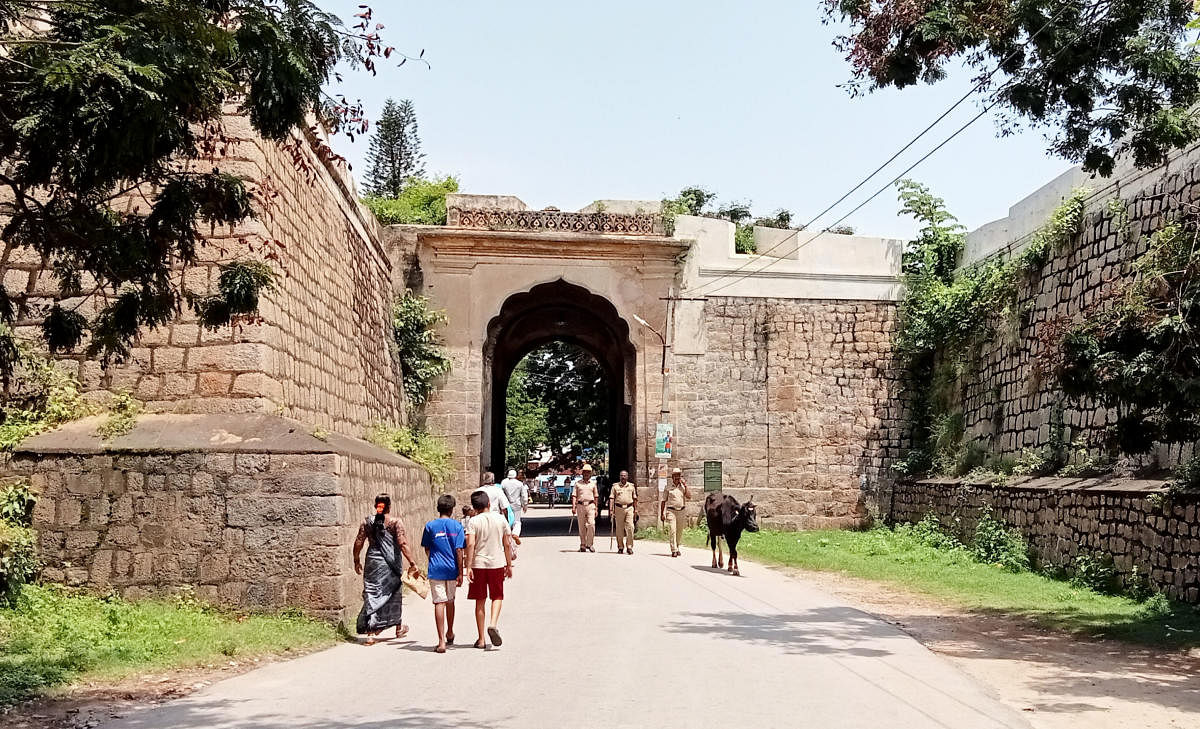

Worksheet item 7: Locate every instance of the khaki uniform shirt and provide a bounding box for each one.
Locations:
[610,482,637,507]
[665,484,686,510]
[573,480,598,504]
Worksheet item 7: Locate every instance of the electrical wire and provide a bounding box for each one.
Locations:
[689,2,1082,296]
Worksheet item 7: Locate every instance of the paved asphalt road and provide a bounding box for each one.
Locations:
[106,510,1031,729]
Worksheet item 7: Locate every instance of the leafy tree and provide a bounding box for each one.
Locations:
[504,359,548,467]
[676,186,718,216]
[364,98,425,197]
[897,180,965,282]
[716,201,753,225]
[390,291,451,412]
[0,1,407,388]
[514,341,610,462]
[363,176,458,225]
[824,0,1200,175]
[754,209,795,229]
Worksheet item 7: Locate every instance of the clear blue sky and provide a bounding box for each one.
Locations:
[322,0,1075,239]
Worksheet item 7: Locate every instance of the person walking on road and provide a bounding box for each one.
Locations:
[609,470,638,554]
[500,469,528,540]
[465,490,514,650]
[478,472,514,530]
[571,464,598,552]
[659,468,690,558]
[353,494,420,644]
[421,494,465,654]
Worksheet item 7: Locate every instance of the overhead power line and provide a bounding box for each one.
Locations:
[689,2,1079,297]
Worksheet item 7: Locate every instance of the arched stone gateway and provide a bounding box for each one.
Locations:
[399,198,684,505]
[390,194,906,527]
[483,280,637,476]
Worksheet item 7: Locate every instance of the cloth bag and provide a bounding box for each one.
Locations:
[402,570,430,600]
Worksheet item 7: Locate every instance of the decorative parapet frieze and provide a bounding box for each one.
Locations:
[447,206,664,236]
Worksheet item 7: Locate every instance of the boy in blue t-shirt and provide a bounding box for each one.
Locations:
[421,494,466,653]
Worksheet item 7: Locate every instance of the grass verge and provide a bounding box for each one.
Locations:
[638,525,1200,648]
[0,585,338,705]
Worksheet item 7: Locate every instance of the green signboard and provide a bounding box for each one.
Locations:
[703,461,722,492]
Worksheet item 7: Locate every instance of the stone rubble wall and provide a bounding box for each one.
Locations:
[2,116,404,437]
[958,156,1200,467]
[7,444,434,622]
[892,478,1200,603]
[670,297,907,527]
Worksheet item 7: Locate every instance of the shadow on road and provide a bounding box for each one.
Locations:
[113,703,491,729]
[519,509,614,537]
[663,607,899,658]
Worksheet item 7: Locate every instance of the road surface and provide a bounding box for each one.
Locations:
[106,510,1030,729]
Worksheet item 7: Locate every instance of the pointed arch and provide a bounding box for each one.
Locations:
[482,279,636,475]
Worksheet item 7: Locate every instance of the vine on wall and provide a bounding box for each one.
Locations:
[372,290,454,487]
[892,181,1089,480]
[1042,213,1200,488]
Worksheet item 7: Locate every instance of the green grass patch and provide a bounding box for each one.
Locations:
[639,525,1200,648]
[0,585,338,705]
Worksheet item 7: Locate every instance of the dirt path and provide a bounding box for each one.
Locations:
[0,657,290,729]
[782,567,1200,729]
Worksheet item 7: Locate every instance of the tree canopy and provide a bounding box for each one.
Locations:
[662,185,801,253]
[0,0,405,386]
[364,98,425,197]
[505,358,549,467]
[504,341,610,469]
[824,0,1200,175]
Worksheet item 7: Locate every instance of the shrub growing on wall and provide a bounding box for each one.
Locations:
[1048,219,1200,457]
[0,480,38,605]
[0,346,91,453]
[367,424,453,487]
[893,181,1088,477]
[363,176,459,225]
[390,291,451,413]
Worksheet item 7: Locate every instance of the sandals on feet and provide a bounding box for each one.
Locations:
[487,626,502,647]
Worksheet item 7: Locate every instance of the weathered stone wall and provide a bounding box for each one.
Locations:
[671,297,906,527]
[958,155,1200,467]
[9,415,435,622]
[892,477,1200,603]
[2,118,403,437]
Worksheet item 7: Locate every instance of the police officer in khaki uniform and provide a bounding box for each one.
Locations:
[609,470,637,554]
[572,464,599,552]
[659,467,690,557]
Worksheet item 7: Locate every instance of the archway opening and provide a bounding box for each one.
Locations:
[483,280,636,528]
[504,341,612,472]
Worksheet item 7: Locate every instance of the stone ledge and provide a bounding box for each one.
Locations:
[917,475,1176,496]
[13,413,421,470]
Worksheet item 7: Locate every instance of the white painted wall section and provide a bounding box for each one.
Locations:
[675,215,903,301]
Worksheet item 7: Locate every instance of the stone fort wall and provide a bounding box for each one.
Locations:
[7,416,435,621]
[891,148,1200,604]
[2,116,404,436]
[893,477,1200,603]
[2,119,429,619]
[957,147,1200,467]
[670,297,906,528]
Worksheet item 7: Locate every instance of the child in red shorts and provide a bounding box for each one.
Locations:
[464,489,514,649]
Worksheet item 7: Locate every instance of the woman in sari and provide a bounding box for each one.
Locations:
[353,494,419,644]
